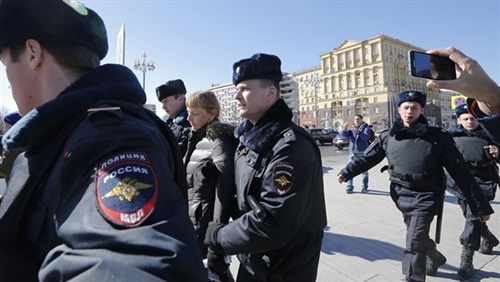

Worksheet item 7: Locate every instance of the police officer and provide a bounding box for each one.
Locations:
[446,104,499,279]
[0,1,205,280]
[156,79,191,155]
[337,90,494,282]
[204,53,327,281]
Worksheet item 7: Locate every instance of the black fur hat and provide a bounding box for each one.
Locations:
[232,53,283,85]
[454,104,469,117]
[156,79,187,101]
[0,0,108,60]
[396,90,427,107]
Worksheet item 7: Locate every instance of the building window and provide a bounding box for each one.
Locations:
[375,108,379,114]
[374,97,378,103]
[373,44,379,55]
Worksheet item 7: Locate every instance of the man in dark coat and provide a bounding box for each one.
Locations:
[204,53,327,282]
[156,79,191,155]
[446,104,499,279]
[337,90,494,282]
[0,1,205,280]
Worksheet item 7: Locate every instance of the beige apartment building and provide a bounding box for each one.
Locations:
[294,34,442,131]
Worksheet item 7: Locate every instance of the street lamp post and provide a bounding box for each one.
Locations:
[307,74,322,128]
[133,52,155,90]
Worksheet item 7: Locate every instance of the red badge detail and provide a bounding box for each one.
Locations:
[96,152,158,227]
[273,162,294,195]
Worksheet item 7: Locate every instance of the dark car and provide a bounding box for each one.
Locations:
[308,128,337,146]
[333,135,350,150]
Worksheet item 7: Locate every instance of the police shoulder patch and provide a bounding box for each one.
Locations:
[96,152,158,227]
[273,162,295,195]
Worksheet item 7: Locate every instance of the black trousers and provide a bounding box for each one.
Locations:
[458,199,490,250]
[402,214,436,282]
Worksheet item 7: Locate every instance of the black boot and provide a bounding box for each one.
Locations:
[457,246,474,280]
[426,248,447,276]
[478,230,499,254]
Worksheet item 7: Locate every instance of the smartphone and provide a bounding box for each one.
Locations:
[408,50,456,80]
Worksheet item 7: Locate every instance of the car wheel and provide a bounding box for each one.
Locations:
[337,145,344,150]
[315,139,322,146]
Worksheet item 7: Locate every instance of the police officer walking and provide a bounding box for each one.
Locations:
[204,53,327,281]
[337,90,494,282]
[446,104,499,279]
[156,79,191,155]
[0,1,205,280]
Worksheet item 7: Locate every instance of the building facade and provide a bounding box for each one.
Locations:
[294,34,442,131]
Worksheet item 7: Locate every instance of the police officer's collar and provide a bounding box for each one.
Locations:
[390,115,429,137]
[235,99,292,152]
[171,105,188,125]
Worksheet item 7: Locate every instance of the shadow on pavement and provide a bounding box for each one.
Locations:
[320,231,403,261]
[322,166,334,174]
[432,265,500,281]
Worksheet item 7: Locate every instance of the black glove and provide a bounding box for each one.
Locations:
[207,248,229,274]
[204,222,225,247]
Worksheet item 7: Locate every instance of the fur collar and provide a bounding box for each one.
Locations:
[206,121,236,141]
[234,99,292,152]
[389,115,429,139]
[447,124,491,139]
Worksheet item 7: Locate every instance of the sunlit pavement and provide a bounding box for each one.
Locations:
[230,146,500,281]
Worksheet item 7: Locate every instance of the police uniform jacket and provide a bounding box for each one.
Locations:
[216,99,327,281]
[340,115,494,217]
[167,105,191,156]
[446,124,499,200]
[0,65,206,281]
[184,121,238,256]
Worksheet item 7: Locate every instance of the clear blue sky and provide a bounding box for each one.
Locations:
[1,0,499,114]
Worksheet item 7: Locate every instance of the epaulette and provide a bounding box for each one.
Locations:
[86,106,123,126]
[283,128,296,143]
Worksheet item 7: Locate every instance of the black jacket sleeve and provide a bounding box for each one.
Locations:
[212,136,238,224]
[217,133,324,254]
[439,131,494,216]
[340,133,387,180]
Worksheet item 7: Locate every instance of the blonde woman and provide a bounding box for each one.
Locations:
[184,90,238,280]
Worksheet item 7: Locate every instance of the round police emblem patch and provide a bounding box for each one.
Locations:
[273,162,295,195]
[96,152,158,227]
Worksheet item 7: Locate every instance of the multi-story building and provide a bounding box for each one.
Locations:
[209,82,240,125]
[294,34,442,131]
[293,67,322,128]
[210,73,298,125]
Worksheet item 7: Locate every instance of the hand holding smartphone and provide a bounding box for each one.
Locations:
[408,50,456,80]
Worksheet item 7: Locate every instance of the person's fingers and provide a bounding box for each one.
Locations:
[426,46,455,57]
